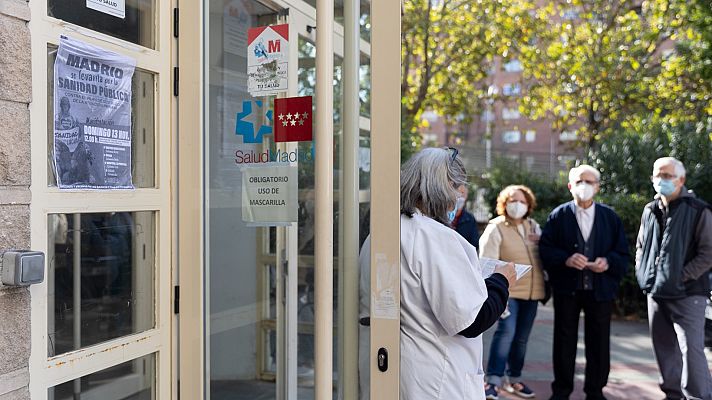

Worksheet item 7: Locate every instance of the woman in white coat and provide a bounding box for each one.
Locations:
[359,147,516,399]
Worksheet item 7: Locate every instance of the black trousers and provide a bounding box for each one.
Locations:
[551,291,612,400]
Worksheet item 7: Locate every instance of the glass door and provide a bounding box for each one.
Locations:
[203,1,295,399]
[29,0,175,399]
[201,1,373,399]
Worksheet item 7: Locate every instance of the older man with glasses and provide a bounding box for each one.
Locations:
[539,165,629,400]
[636,157,712,400]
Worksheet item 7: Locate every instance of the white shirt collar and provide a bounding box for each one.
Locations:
[575,202,595,215]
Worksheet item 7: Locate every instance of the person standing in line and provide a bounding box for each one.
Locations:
[358,147,517,400]
[635,157,712,400]
[451,182,480,249]
[539,165,629,400]
[481,185,545,400]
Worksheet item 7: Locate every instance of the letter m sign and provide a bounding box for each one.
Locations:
[268,40,281,53]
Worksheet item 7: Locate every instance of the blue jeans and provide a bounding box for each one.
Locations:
[486,298,539,386]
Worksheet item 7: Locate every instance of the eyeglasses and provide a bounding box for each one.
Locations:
[651,173,677,181]
[446,147,459,164]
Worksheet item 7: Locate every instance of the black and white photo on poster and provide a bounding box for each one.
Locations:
[53,35,136,189]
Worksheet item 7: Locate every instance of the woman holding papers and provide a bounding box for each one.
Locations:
[358,147,516,400]
[480,185,545,400]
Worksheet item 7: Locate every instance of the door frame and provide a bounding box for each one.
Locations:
[28,0,177,398]
[177,1,400,399]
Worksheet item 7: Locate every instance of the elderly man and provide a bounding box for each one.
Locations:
[539,165,629,400]
[636,157,712,400]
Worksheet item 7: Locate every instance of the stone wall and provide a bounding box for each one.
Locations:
[0,1,32,399]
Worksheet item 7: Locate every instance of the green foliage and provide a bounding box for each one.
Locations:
[476,158,570,225]
[517,0,704,147]
[480,114,712,317]
[590,119,712,317]
[401,0,537,161]
[660,0,712,119]
[589,116,712,203]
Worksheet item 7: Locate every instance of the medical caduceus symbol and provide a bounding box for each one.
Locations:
[235,100,273,144]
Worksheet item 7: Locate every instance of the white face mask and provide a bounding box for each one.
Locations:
[571,183,595,202]
[506,201,528,219]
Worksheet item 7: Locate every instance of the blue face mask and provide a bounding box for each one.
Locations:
[447,197,464,224]
[653,178,676,196]
[447,208,457,224]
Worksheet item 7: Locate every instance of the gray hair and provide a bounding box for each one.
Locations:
[569,164,601,183]
[400,147,466,223]
[653,157,686,178]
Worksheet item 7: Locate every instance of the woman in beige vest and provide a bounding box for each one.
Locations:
[481,185,545,400]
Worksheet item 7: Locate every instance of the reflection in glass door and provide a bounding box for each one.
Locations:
[204,1,372,399]
[204,1,285,398]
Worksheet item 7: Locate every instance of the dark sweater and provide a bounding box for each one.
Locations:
[454,209,480,250]
[539,201,630,301]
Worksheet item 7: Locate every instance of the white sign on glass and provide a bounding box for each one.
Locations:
[241,163,297,226]
[86,0,126,19]
[247,24,289,96]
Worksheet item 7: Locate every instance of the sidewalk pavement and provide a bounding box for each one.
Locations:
[482,303,712,400]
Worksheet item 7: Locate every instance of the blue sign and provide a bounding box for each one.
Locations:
[236,100,273,144]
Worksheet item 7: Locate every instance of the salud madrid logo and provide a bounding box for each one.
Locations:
[234,98,315,165]
[234,147,314,165]
[235,100,273,144]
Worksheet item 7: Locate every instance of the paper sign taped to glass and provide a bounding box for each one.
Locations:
[53,35,136,189]
[247,24,288,96]
[479,257,532,280]
[241,162,297,226]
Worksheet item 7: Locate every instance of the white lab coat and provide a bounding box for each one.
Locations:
[359,211,489,400]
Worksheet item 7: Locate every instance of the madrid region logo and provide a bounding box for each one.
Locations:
[235,100,273,144]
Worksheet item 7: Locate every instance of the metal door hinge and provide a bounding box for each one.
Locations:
[173,67,179,97]
[173,8,179,38]
[174,285,180,314]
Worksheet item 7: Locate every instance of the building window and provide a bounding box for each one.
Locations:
[502,107,521,120]
[421,110,439,123]
[502,83,521,96]
[482,110,495,122]
[562,9,579,20]
[558,154,577,168]
[502,130,521,143]
[525,130,536,142]
[560,130,578,141]
[503,59,523,73]
[48,0,156,49]
[48,212,156,357]
[48,353,155,399]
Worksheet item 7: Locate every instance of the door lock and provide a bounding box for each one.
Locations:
[377,347,388,372]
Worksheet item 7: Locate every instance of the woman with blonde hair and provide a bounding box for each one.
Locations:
[481,185,546,399]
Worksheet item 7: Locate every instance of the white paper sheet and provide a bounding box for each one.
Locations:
[479,257,532,280]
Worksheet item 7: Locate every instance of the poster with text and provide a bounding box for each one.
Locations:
[247,24,288,96]
[54,36,136,189]
[241,163,297,226]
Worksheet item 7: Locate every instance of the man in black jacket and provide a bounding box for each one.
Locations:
[636,157,712,400]
[539,165,629,400]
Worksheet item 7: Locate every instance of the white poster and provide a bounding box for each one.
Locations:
[86,0,126,19]
[54,35,136,189]
[247,24,289,96]
[241,163,297,226]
